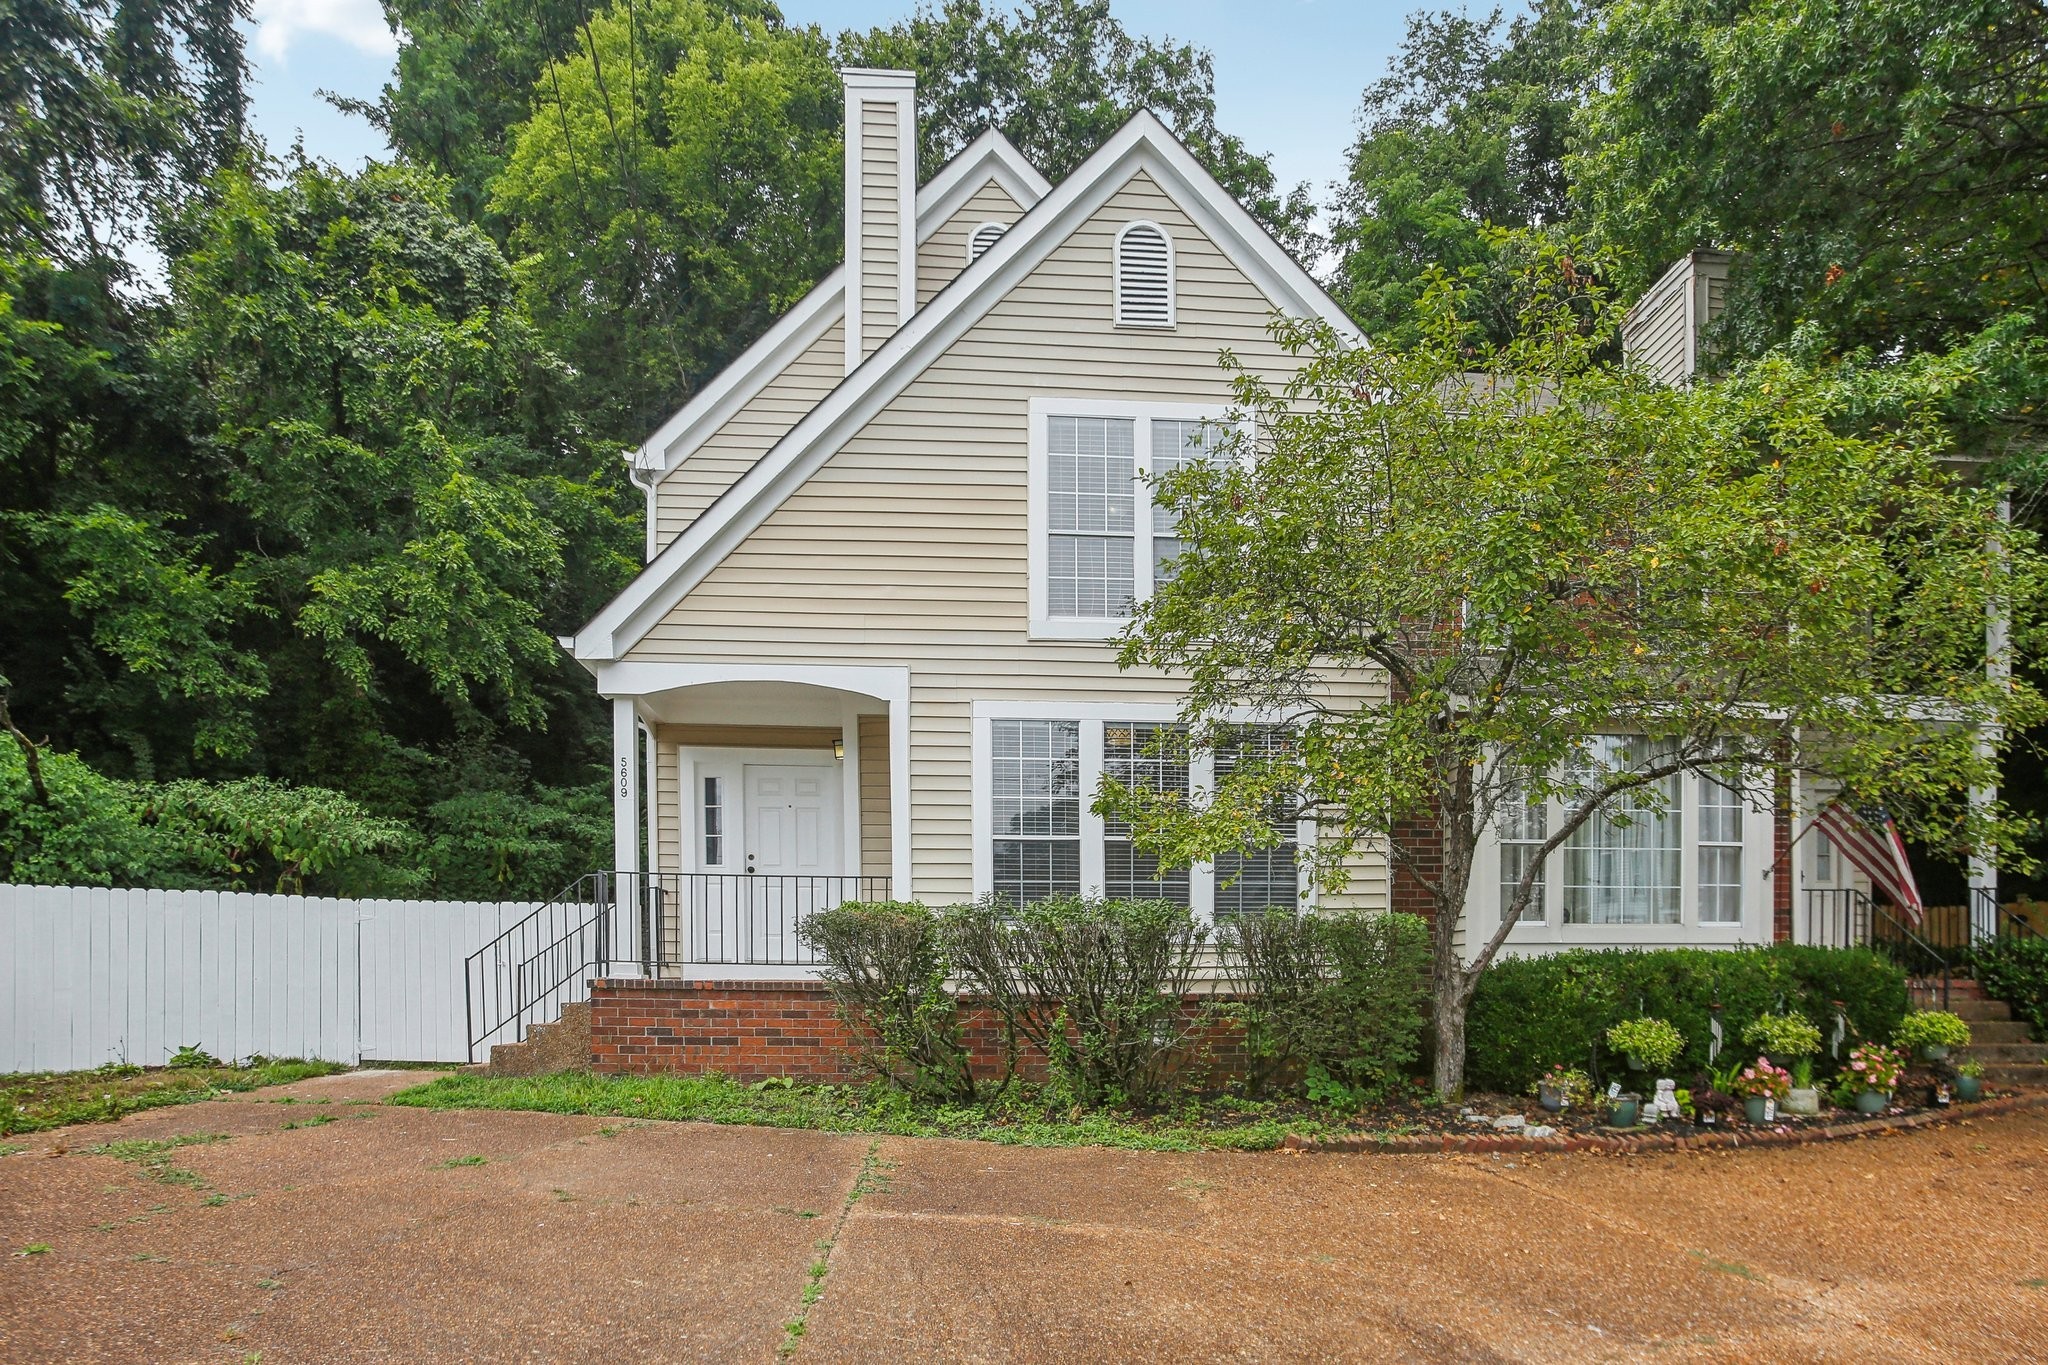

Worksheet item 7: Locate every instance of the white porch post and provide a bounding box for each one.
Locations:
[890,691,912,900]
[611,697,639,877]
[1969,495,2011,942]
[839,698,863,883]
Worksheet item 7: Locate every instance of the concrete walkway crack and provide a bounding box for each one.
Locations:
[777,1138,890,1359]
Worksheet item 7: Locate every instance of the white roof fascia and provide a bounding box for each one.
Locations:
[914,128,1051,245]
[577,112,1361,663]
[632,131,1050,483]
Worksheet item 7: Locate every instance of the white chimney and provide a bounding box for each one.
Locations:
[841,68,918,374]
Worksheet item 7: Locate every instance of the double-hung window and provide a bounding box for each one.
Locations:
[978,708,1301,914]
[1029,399,1229,638]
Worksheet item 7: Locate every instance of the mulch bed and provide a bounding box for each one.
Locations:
[1283,1088,2048,1155]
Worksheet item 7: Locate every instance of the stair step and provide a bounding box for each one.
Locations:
[1957,1043,2048,1064]
[1949,999,2016,1022]
[1963,1020,2035,1044]
[1979,1063,2048,1086]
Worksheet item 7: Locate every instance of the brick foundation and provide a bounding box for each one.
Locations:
[587,978,1258,1084]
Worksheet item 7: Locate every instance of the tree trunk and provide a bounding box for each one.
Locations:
[1429,955,1470,1099]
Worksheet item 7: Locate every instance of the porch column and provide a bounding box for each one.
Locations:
[1970,495,2011,942]
[611,697,639,876]
[890,691,912,900]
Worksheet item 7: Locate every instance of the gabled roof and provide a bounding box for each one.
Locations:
[630,128,1050,482]
[579,111,1363,664]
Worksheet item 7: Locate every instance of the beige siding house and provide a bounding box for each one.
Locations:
[565,70,1811,981]
[570,69,1372,975]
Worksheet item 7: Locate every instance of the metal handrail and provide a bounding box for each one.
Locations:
[462,871,893,1062]
[1973,886,2044,941]
[1801,887,1957,1010]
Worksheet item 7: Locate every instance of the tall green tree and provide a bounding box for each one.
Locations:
[844,0,1318,261]
[1326,1,1586,348]
[1105,263,2044,1096]
[489,0,843,440]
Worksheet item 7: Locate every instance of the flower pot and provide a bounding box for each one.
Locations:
[1956,1075,1983,1102]
[1608,1098,1640,1128]
[1538,1085,1565,1113]
[1920,1043,1951,1063]
[1854,1089,1890,1115]
[1783,1088,1821,1116]
[1742,1096,1771,1124]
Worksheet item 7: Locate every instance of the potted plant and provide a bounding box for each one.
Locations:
[1741,1011,1822,1068]
[1532,1064,1593,1114]
[1844,1042,1905,1113]
[1783,1057,1822,1115]
[1955,1058,1986,1103]
[1606,1017,1685,1077]
[1894,1009,1972,1063]
[1607,1091,1642,1127]
[1728,1056,1793,1124]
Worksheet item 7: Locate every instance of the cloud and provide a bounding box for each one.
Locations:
[251,0,398,63]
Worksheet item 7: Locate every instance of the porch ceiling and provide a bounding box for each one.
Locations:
[636,680,880,727]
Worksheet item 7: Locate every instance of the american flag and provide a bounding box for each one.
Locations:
[1814,801,1925,924]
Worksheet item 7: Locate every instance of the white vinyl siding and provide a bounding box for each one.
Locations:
[858,98,902,357]
[626,171,1385,906]
[918,179,1024,305]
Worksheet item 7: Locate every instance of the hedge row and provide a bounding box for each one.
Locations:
[1465,945,1909,1094]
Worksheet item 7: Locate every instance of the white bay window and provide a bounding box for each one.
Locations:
[1480,736,1771,947]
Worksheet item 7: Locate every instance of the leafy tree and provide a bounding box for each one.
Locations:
[844,0,1318,261]
[1327,1,1585,348]
[489,0,843,440]
[1104,262,2045,1097]
[0,0,250,269]
[1573,0,2047,475]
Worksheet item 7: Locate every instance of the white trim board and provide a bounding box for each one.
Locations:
[631,130,1048,483]
[575,111,1364,664]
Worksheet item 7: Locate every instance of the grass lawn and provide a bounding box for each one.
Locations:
[386,1071,1390,1152]
[1,1058,345,1135]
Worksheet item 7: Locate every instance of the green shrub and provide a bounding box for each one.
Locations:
[1464,946,1909,1093]
[1966,936,2048,1040]
[1606,1017,1685,1071]
[945,896,1206,1108]
[799,902,978,1102]
[1218,910,1430,1104]
[1741,1012,1823,1058]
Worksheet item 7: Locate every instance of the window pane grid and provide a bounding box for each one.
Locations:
[1103,722,1191,905]
[1212,728,1299,915]
[1698,772,1743,925]
[991,720,1081,905]
[1499,786,1546,923]
[1561,738,1680,926]
[702,776,724,867]
[1046,416,1136,619]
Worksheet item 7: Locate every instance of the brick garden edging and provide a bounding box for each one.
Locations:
[1279,1091,2048,1156]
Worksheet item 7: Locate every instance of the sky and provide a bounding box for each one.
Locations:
[240,0,1438,219]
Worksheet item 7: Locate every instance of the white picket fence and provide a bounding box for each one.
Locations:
[0,885,542,1073]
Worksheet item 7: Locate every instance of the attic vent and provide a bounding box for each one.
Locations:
[968,221,1008,263]
[1114,221,1174,327]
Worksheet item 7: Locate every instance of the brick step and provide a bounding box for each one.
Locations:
[1957,1043,2048,1064]
[1961,1020,2034,1045]
[1979,1063,2048,1086]
[1949,999,2017,1023]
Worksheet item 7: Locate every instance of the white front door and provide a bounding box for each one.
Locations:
[743,764,841,959]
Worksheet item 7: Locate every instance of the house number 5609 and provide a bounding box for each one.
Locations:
[618,755,632,799]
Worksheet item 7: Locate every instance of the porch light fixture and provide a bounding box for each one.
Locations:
[834,737,845,761]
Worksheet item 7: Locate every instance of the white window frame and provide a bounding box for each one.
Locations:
[1113,220,1176,328]
[1468,744,1775,951]
[969,700,1312,919]
[1027,397,1231,640]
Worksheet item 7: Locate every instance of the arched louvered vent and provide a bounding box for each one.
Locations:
[1114,221,1174,327]
[968,221,1008,263]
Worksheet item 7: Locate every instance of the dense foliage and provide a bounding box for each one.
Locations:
[1463,945,1910,1094]
[800,901,977,1102]
[1965,935,2048,1040]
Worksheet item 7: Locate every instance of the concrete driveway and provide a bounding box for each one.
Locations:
[2,1069,2043,1362]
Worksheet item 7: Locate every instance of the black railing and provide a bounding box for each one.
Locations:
[1802,887,1955,1009]
[1972,885,2044,942]
[464,872,891,1062]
